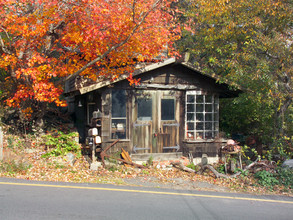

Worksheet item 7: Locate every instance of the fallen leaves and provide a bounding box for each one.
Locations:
[0,144,292,196]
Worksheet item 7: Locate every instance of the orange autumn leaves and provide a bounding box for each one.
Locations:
[0,0,180,109]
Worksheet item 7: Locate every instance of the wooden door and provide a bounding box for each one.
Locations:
[132,92,155,153]
[157,92,180,152]
[132,91,179,153]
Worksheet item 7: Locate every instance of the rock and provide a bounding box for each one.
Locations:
[25,148,38,154]
[282,159,293,169]
[90,161,102,170]
[66,153,76,166]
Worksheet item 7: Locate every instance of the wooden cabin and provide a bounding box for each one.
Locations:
[65,58,240,159]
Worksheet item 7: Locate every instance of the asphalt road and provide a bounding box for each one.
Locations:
[0,178,292,220]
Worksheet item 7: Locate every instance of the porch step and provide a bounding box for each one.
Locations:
[129,152,183,162]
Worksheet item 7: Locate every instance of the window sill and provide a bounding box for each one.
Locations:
[105,139,131,142]
[183,139,227,143]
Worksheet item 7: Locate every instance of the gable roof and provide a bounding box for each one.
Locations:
[66,58,241,97]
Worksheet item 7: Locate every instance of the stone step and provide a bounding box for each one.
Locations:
[130,152,183,162]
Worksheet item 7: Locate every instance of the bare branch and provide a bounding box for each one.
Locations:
[132,0,137,24]
[43,21,65,56]
[0,27,13,55]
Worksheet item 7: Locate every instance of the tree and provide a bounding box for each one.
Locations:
[177,0,293,140]
[0,0,180,119]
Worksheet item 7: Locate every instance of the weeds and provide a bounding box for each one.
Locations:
[0,160,31,175]
[147,155,154,166]
[186,163,200,172]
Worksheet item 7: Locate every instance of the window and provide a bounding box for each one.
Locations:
[137,98,152,121]
[161,99,175,120]
[111,90,127,139]
[87,103,96,125]
[186,91,219,140]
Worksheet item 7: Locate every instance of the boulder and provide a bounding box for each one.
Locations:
[90,161,102,170]
[282,159,293,169]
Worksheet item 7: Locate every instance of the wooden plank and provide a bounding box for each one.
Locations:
[121,148,132,167]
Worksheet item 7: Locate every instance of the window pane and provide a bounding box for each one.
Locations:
[196,132,203,139]
[205,122,212,130]
[214,103,219,111]
[138,98,152,120]
[214,113,219,121]
[186,92,219,140]
[196,122,203,130]
[187,122,194,130]
[205,113,213,121]
[161,99,175,120]
[111,119,126,139]
[187,104,194,112]
[196,104,204,112]
[206,95,213,103]
[205,132,213,139]
[196,113,204,122]
[214,122,219,130]
[187,95,195,103]
[187,132,194,139]
[205,104,213,112]
[187,113,194,121]
[214,130,219,138]
[112,90,126,117]
[196,95,204,103]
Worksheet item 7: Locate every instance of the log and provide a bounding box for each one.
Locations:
[170,161,195,173]
[171,159,272,179]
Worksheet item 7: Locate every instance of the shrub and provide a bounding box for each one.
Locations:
[276,167,293,189]
[254,170,279,188]
[216,163,226,174]
[41,131,81,158]
[265,136,293,164]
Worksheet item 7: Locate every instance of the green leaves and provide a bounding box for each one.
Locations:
[254,170,279,188]
[42,131,81,158]
[177,0,293,146]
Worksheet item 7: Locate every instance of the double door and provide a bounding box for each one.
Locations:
[132,91,180,153]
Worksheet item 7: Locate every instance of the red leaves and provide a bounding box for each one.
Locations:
[1,0,180,110]
[127,73,140,86]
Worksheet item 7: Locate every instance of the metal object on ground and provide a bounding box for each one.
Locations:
[100,140,145,169]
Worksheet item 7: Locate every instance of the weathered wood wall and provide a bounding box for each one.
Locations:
[77,63,232,157]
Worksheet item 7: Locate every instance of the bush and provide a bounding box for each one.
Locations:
[41,131,81,158]
[216,163,226,174]
[254,170,279,188]
[265,136,293,163]
[276,167,293,189]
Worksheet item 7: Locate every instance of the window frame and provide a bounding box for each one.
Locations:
[161,98,176,121]
[185,91,219,141]
[87,102,96,125]
[111,89,128,140]
[137,97,153,121]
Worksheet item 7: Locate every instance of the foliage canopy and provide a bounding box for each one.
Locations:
[0,0,180,114]
[177,0,293,141]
